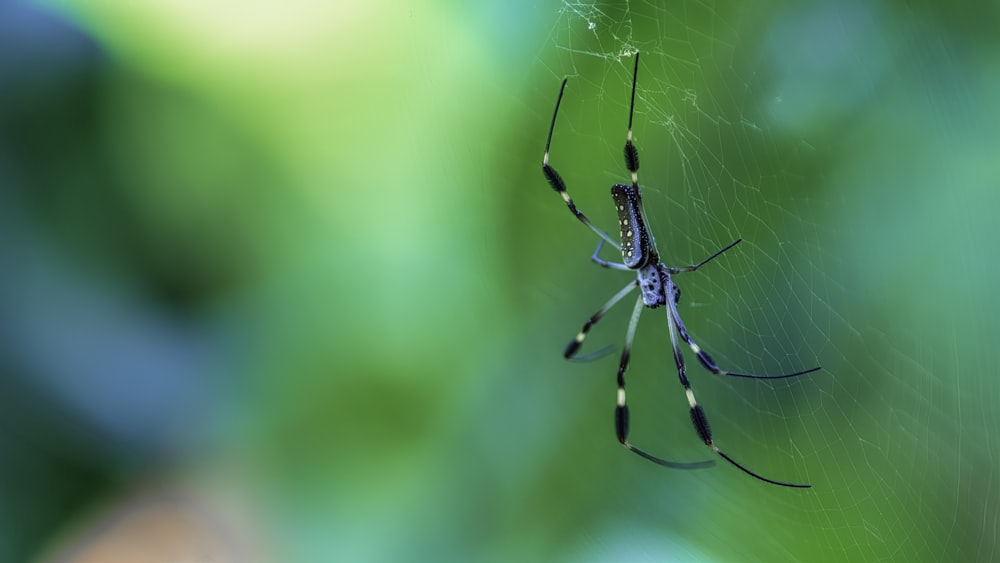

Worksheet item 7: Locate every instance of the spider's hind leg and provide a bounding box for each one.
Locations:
[542,79,622,249]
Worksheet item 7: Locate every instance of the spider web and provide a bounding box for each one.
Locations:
[533,2,1000,561]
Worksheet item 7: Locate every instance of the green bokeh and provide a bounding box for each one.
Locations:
[2,0,998,561]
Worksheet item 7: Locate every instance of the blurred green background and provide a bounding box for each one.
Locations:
[2,0,998,561]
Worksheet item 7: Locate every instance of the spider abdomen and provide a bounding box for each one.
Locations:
[611,183,656,269]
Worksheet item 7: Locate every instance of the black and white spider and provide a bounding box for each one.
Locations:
[541,51,820,488]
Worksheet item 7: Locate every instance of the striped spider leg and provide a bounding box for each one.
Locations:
[541,51,821,487]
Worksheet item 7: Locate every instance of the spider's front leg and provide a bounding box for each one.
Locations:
[662,281,812,488]
[613,295,714,470]
[668,294,821,380]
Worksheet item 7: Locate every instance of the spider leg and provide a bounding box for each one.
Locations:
[668,295,821,380]
[615,295,715,470]
[564,280,637,361]
[663,292,811,487]
[667,239,742,274]
[590,239,630,270]
[543,79,622,250]
[624,53,641,187]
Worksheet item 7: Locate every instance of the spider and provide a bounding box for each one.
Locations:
[541,51,821,488]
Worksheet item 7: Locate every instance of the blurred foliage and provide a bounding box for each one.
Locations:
[2,0,999,561]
